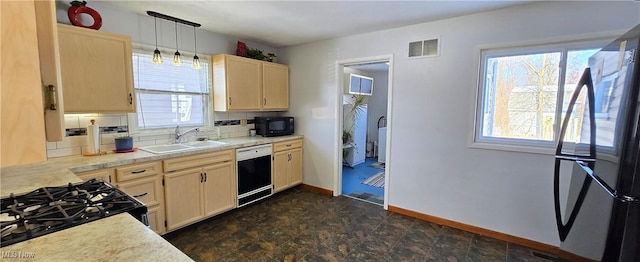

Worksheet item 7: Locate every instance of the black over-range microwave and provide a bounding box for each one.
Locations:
[254,117,294,137]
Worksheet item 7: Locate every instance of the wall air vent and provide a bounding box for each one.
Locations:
[408,38,440,58]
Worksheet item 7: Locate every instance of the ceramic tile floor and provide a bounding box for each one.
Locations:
[163,187,555,262]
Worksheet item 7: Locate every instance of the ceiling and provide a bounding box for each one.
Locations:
[103,1,534,48]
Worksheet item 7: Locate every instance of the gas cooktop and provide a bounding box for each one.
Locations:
[0,179,148,247]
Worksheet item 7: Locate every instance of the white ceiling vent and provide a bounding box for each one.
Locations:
[408,38,440,58]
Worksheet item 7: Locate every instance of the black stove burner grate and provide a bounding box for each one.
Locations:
[0,179,147,247]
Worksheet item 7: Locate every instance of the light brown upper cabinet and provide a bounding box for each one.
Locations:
[262,62,289,110]
[1,0,48,167]
[57,24,135,113]
[212,54,289,111]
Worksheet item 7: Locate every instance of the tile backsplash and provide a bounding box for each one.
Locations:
[47,111,277,158]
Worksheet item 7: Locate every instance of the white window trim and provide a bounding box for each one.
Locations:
[468,34,619,157]
[128,44,215,137]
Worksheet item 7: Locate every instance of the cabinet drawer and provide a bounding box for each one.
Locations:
[76,168,115,184]
[117,176,162,207]
[116,161,161,182]
[163,150,234,173]
[273,139,303,153]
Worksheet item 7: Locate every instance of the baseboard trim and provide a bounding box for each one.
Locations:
[300,183,333,196]
[558,249,598,262]
[388,205,559,255]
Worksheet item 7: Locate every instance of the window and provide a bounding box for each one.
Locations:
[475,40,604,150]
[132,51,210,129]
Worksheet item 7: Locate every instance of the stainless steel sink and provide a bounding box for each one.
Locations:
[139,140,228,154]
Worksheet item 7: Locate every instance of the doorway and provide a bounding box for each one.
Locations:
[335,55,393,208]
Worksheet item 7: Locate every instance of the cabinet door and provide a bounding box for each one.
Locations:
[57,24,135,113]
[272,151,290,193]
[0,0,47,167]
[289,148,303,186]
[202,161,236,217]
[226,55,261,110]
[76,169,115,184]
[164,168,204,231]
[262,63,289,110]
[146,205,165,235]
[34,0,64,142]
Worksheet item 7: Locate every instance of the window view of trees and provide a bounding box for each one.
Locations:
[480,47,599,143]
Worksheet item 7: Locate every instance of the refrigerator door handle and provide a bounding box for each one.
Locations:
[576,160,640,203]
[555,68,597,160]
[554,68,597,242]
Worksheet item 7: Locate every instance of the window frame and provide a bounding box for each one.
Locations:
[470,37,614,155]
[128,45,214,136]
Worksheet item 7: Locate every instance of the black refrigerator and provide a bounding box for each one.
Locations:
[553,25,640,262]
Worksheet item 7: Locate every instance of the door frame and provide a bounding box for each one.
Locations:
[333,54,394,209]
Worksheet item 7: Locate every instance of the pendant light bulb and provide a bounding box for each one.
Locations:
[152,17,162,64]
[192,55,201,69]
[192,26,201,69]
[173,21,182,66]
[173,51,183,66]
[153,49,163,64]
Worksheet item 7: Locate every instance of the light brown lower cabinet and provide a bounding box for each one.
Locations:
[74,161,166,234]
[117,174,165,234]
[272,139,303,193]
[163,150,236,232]
[115,161,165,234]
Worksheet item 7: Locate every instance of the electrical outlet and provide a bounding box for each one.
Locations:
[241,119,247,126]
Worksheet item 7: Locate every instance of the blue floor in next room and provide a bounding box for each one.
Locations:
[342,158,384,204]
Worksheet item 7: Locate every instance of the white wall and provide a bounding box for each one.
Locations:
[279,1,639,246]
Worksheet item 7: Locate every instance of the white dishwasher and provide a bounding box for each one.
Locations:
[236,144,273,207]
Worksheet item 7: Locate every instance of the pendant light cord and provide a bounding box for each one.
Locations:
[174,22,179,51]
[154,17,159,49]
[193,26,198,55]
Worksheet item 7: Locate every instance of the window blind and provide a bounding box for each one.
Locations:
[132,52,210,129]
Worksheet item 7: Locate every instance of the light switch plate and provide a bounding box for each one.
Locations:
[241,119,247,126]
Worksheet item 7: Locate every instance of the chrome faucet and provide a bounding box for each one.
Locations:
[175,126,200,143]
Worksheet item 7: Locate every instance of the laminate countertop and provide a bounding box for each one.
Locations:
[0,135,303,261]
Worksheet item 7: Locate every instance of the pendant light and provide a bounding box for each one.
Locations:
[146,11,200,68]
[173,21,182,66]
[192,26,201,69]
[152,17,162,64]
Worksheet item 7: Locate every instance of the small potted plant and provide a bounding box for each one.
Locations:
[114,134,134,152]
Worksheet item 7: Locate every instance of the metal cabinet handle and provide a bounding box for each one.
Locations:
[133,192,148,198]
[200,173,203,183]
[229,97,232,105]
[264,98,267,105]
[45,85,57,110]
[129,93,133,105]
[204,172,207,182]
[131,170,146,174]
[286,144,292,147]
